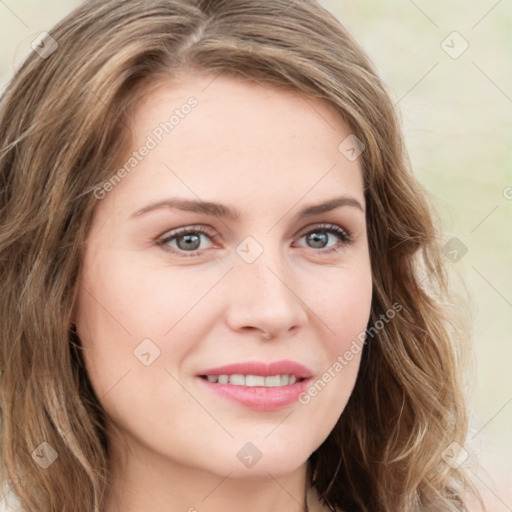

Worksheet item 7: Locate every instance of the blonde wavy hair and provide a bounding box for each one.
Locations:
[0,1,484,511]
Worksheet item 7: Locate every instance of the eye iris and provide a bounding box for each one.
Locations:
[307,231,328,248]
[165,227,344,254]
[177,233,201,251]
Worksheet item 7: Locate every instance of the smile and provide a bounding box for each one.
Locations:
[196,360,312,410]
[200,374,301,386]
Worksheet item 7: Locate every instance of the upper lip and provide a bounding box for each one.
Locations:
[197,360,313,379]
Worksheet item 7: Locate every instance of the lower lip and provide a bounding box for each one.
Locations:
[197,377,311,411]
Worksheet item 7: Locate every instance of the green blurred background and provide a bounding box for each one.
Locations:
[1,1,511,510]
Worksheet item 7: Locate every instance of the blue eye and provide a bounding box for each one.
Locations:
[157,223,352,257]
[157,226,215,257]
[295,224,352,253]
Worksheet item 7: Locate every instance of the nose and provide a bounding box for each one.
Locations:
[223,246,309,340]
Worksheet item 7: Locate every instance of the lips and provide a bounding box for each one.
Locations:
[196,360,313,411]
[197,360,312,379]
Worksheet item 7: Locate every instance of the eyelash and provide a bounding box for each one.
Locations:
[156,223,353,258]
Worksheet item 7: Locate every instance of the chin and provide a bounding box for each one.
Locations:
[218,457,307,480]
[197,439,312,479]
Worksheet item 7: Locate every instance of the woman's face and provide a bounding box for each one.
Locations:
[75,73,372,479]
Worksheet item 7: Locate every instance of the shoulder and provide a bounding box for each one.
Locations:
[0,484,23,512]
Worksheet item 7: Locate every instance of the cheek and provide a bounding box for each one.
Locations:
[74,251,224,395]
[311,260,373,345]
[296,262,372,419]
[76,248,210,339]
[77,243,372,384]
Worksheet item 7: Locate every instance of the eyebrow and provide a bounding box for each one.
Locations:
[131,195,365,220]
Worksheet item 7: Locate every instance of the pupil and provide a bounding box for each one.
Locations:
[178,234,200,250]
[308,232,327,248]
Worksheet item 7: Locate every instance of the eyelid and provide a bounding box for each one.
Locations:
[156,222,353,256]
[295,222,352,240]
[156,225,217,249]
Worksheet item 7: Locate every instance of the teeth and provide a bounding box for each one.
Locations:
[246,375,265,386]
[229,374,245,385]
[264,375,281,387]
[204,374,300,386]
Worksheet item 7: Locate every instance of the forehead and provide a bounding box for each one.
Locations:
[132,73,352,152]
[105,73,365,216]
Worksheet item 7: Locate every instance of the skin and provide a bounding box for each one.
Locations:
[75,72,373,512]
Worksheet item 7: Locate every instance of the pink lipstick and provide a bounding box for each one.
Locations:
[196,360,313,411]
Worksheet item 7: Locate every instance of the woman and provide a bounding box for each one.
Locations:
[0,1,484,511]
